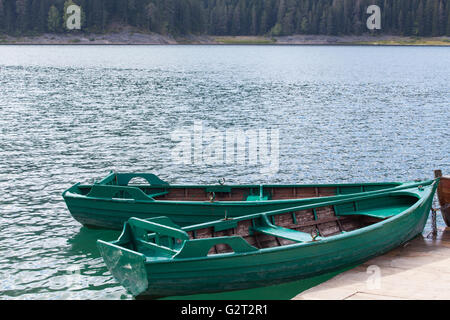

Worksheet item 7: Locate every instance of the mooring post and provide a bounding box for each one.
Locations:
[432,170,442,238]
[431,208,438,238]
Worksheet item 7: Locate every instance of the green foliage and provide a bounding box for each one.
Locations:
[47,5,60,33]
[270,23,283,36]
[0,0,448,36]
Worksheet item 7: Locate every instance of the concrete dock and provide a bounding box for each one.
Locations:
[294,227,450,300]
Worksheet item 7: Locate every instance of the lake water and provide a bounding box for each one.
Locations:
[0,45,449,299]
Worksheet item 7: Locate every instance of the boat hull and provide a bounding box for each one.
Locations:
[63,177,405,229]
[97,182,437,298]
[143,196,431,298]
[64,194,370,229]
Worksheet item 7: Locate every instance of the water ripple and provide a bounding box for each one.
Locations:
[0,45,449,299]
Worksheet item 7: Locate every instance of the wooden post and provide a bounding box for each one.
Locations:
[434,169,450,227]
[431,208,438,238]
[432,170,442,235]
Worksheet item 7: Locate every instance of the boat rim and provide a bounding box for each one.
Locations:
[63,180,424,205]
[111,180,437,264]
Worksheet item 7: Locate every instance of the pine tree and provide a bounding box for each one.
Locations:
[319,9,327,34]
[146,2,160,32]
[431,0,440,36]
[277,0,286,24]
[416,0,425,36]
[300,16,309,34]
[282,9,295,35]
[15,0,28,34]
[447,2,450,35]
[250,3,258,35]
[231,3,241,35]
[438,0,445,35]
[0,0,4,32]
[343,0,353,34]
[30,0,43,32]
[47,5,61,33]
[398,10,404,34]
[326,9,335,35]
[212,0,227,35]
[91,0,106,32]
[0,0,448,38]
[352,0,363,35]
[270,22,282,36]
[424,0,434,35]
[260,0,275,35]
[189,0,204,34]
[38,0,48,33]
[383,0,390,34]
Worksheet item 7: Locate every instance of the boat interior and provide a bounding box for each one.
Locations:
[72,172,400,202]
[117,191,419,259]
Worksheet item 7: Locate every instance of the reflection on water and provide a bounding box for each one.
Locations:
[67,227,121,257]
[0,45,448,299]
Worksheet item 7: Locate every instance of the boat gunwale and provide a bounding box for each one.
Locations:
[63,181,423,206]
[115,180,436,265]
[75,181,404,189]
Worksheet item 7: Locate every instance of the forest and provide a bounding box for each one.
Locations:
[0,0,449,37]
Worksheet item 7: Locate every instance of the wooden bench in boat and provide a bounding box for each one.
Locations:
[246,195,269,201]
[336,205,408,219]
[127,217,260,259]
[146,191,169,199]
[250,214,317,242]
[246,185,269,201]
[251,225,314,242]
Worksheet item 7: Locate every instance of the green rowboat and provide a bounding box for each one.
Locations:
[97,179,438,299]
[63,171,420,229]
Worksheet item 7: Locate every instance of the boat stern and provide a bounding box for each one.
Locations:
[97,239,148,297]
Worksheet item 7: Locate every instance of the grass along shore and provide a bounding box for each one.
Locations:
[1,32,449,46]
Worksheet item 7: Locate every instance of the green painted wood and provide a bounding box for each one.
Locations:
[213,219,238,232]
[147,191,169,199]
[251,214,316,242]
[336,205,410,219]
[142,216,182,229]
[246,194,269,201]
[116,173,169,186]
[97,239,148,296]
[251,225,313,242]
[128,217,189,241]
[136,239,178,256]
[205,186,232,193]
[87,185,152,201]
[63,171,423,230]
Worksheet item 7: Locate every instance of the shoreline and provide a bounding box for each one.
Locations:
[1,33,449,46]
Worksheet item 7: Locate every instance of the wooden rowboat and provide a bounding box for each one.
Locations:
[435,170,450,226]
[63,171,419,229]
[97,179,438,299]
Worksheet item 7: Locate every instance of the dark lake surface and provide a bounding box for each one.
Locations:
[0,45,448,299]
